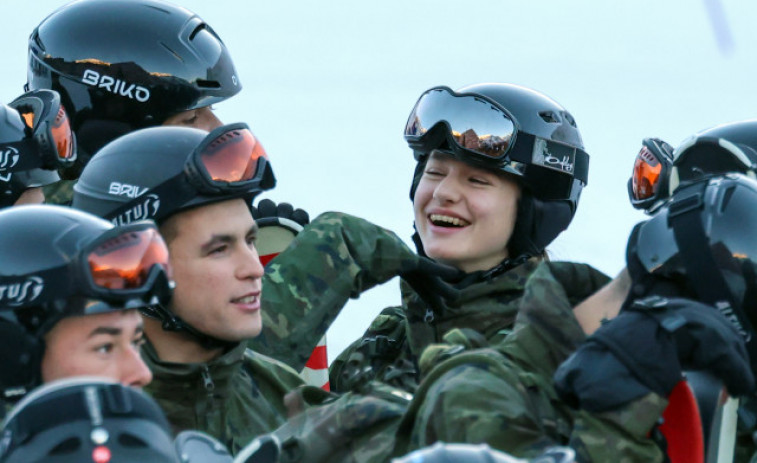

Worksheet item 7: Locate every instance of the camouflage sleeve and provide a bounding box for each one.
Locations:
[42,179,76,206]
[498,261,610,378]
[329,306,415,393]
[250,212,416,371]
[407,354,668,463]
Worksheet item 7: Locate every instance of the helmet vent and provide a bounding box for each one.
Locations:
[538,111,560,123]
[196,79,221,89]
[720,185,736,212]
[49,437,81,455]
[119,433,149,448]
[189,24,208,41]
[563,112,577,127]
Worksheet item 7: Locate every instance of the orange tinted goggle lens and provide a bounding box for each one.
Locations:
[18,106,75,161]
[88,228,170,290]
[632,146,663,200]
[200,128,267,182]
[52,106,74,160]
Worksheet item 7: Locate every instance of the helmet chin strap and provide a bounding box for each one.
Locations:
[140,304,236,351]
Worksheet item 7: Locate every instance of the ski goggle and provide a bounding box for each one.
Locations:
[404,86,589,199]
[669,135,757,193]
[85,222,171,296]
[105,122,275,225]
[4,89,76,171]
[0,221,172,311]
[627,138,674,212]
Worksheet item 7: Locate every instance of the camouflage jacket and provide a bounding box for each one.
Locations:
[141,339,304,455]
[330,259,544,393]
[250,212,426,371]
[42,179,75,206]
[400,261,669,463]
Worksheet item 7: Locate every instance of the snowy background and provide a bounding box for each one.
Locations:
[4,0,757,362]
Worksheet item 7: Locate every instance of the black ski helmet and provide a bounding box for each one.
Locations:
[391,442,575,463]
[0,205,172,401]
[0,378,180,463]
[27,0,241,175]
[0,102,60,207]
[628,173,757,370]
[406,83,589,260]
[72,124,274,225]
[669,119,757,193]
[71,124,273,347]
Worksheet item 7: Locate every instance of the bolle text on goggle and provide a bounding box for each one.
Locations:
[2,89,76,173]
[105,122,275,225]
[404,86,589,191]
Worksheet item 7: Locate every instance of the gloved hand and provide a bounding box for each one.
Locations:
[399,255,463,320]
[554,296,754,412]
[252,198,310,229]
[251,199,310,266]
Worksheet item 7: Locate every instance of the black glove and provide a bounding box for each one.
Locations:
[554,296,754,412]
[252,198,310,229]
[251,199,310,266]
[399,256,463,321]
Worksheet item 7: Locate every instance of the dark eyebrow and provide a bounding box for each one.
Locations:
[88,326,122,338]
[200,234,235,254]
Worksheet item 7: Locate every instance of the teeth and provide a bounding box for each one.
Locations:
[235,295,257,304]
[429,214,469,227]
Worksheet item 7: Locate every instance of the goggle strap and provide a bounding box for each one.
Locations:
[509,132,589,184]
[0,140,48,173]
[668,183,754,338]
[104,173,195,225]
[0,267,71,308]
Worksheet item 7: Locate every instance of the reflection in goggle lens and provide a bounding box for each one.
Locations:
[406,88,515,159]
[200,129,266,182]
[88,228,170,290]
[632,146,663,200]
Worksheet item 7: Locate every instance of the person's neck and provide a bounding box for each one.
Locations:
[573,268,631,335]
[143,317,225,364]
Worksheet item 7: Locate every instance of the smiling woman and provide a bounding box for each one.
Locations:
[330,83,601,395]
[413,150,520,273]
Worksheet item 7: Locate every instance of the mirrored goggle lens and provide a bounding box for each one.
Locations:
[200,128,267,183]
[405,88,515,158]
[632,145,663,200]
[88,228,170,290]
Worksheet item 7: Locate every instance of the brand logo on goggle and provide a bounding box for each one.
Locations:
[532,139,574,174]
[111,194,160,226]
[108,181,149,198]
[0,276,44,307]
[82,70,150,103]
[0,147,20,182]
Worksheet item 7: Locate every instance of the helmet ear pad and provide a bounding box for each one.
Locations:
[0,315,44,402]
[508,194,573,259]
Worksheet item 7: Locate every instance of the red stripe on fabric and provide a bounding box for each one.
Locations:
[259,252,280,266]
[305,345,328,370]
